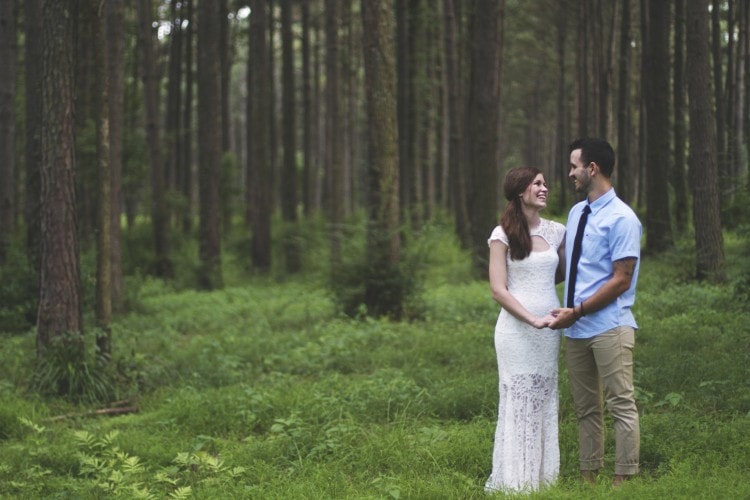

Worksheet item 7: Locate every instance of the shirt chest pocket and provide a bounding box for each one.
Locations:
[582,232,610,263]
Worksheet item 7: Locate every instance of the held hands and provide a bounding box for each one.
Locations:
[548,307,577,330]
[531,314,558,329]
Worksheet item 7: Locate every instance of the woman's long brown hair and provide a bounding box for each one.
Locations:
[499,167,543,260]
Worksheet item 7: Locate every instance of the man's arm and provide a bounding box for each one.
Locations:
[549,257,637,329]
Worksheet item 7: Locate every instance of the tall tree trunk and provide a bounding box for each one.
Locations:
[106,0,125,311]
[396,0,417,224]
[301,0,314,216]
[219,0,232,237]
[555,0,569,211]
[281,0,300,273]
[636,0,648,208]
[325,0,344,275]
[617,0,632,204]
[136,0,172,277]
[361,0,402,318]
[197,0,223,289]
[725,0,737,187]
[38,0,83,363]
[443,0,469,247]
[576,1,589,137]
[673,0,689,232]
[0,0,16,264]
[25,0,43,275]
[711,0,728,190]
[87,0,112,363]
[686,0,726,282]
[248,0,272,272]
[164,0,183,217]
[465,0,500,275]
[181,0,194,233]
[644,0,673,252]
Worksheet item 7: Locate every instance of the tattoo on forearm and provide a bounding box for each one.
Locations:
[614,257,637,277]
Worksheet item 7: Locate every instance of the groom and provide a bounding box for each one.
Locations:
[549,137,642,486]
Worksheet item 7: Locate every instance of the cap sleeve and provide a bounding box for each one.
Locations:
[488,225,508,246]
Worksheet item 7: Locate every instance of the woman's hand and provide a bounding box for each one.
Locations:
[531,314,557,329]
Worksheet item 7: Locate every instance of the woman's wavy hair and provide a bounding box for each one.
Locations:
[499,166,543,260]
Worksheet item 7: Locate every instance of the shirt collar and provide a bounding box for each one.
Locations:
[588,187,616,215]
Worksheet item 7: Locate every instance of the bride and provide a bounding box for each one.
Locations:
[485,166,565,492]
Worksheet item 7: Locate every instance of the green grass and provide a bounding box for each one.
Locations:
[0,225,749,498]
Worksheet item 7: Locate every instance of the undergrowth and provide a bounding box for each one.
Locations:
[0,222,748,498]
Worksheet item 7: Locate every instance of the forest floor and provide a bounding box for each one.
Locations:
[0,224,749,498]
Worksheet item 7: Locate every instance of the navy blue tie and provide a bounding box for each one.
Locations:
[567,205,591,308]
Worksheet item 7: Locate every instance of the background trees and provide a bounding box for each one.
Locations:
[1,0,748,387]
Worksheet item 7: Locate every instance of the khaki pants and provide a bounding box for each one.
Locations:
[565,326,640,475]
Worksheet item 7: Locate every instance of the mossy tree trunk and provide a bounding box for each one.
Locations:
[361,0,402,318]
[38,0,84,363]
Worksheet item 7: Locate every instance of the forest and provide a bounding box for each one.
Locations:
[0,0,749,497]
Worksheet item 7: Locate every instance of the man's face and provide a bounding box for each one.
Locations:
[569,148,592,194]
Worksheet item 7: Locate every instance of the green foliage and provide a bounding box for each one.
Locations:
[0,240,38,334]
[30,332,116,404]
[0,228,749,497]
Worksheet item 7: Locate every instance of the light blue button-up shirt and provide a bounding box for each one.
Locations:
[564,188,642,339]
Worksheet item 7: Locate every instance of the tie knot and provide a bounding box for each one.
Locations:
[583,205,591,215]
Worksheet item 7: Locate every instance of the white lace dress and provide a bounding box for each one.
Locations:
[485,219,565,493]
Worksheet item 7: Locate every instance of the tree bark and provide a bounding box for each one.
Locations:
[181,0,194,233]
[325,0,344,275]
[0,0,17,264]
[37,0,84,362]
[301,0,314,216]
[644,0,673,252]
[673,0,689,232]
[136,0,172,277]
[465,0,500,274]
[686,0,726,282]
[87,0,112,363]
[106,0,125,311]
[616,0,632,204]
[443,0,469,247]
[248,0,272,272]
[197,0,223,289]
[25,0,43,275]
[281,0,301,273]
[361,0,402,317]
[711,0,728,188]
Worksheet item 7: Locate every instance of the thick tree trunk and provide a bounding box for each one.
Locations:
[644,0,673,252]
[361,0,402,317]
[197,0,223,289]
[0,0,16,263]
[686,0,726,282]
[465,0,500,275]
[38,0,83,361]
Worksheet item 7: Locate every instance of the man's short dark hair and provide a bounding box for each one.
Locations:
[569,138,615,177]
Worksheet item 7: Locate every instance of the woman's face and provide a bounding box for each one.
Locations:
[520,173,548,209]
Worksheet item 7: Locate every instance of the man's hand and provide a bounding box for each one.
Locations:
[548,307,577,330]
